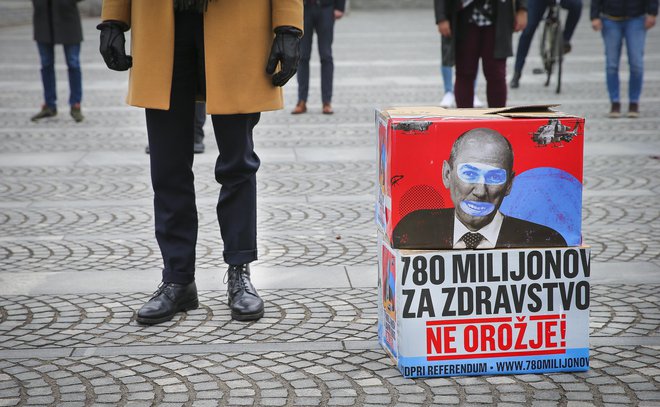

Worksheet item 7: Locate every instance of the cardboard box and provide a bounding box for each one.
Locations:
[378,234,590,378]
[376,106,585,250]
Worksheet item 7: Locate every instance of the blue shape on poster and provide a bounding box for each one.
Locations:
[500,167,581,245]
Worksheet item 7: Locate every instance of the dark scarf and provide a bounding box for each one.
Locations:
[174,0,212,13]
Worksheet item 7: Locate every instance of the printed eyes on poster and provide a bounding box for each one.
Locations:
[377,233,591,378]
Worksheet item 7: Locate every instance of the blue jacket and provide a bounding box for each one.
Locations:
[591,0,658,20]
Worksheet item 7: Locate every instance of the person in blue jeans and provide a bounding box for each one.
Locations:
[31,0,84,122]
[510,0,583,89]
[591,0,657,118]
[292,0,346,115]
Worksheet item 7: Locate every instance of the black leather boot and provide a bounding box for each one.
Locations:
[136,281,199,325]
[226,264,264,321]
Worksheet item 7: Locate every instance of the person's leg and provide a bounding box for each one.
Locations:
[623,15,646,105]
[317,5,335,107]
[296,7,315,105]
[440,65,455,107]
[212,112,264,321]
[455,23,480,107]
[601,17,624,105]
[146,11,200,286]
[193,102,206,152]
[211,112,261,266]
[512,0,546,77]
[63,43,84,121]
[560,0,582,44]
[441,65,453,93]
[37,42,57,110]
[479,25,507,107]
[63,43,82,107]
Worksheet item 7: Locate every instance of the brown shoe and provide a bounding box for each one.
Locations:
[31,105,57,122]
[627,103,639,118]
[607,102,621,118]
[322,103,334,115]
[70,104,84,123]
[291,101,307,114]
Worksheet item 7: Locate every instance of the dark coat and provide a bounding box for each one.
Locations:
[434,0,527,60]
[590,0,658,20]
[32,0,83,44]
[313,0,347,11]
[392,208,567,250]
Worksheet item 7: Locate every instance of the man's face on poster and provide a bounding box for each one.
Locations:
[442,130,514,231]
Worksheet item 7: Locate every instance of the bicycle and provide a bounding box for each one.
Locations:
[532,0,563,94]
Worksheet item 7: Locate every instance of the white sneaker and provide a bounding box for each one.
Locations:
[440,91,455,108]
[473,95,485,108]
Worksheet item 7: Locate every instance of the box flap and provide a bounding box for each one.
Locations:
[379,105,577,120]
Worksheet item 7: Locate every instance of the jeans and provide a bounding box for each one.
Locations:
[513,0,582,74]
[297,4,335,103]
[441,65,453,93]
[36,42,82,108]
[601,15,647,103]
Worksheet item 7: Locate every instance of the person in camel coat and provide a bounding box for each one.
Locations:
[98,0,304,325]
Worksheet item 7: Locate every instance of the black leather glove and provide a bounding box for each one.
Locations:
[97,20,132,71]
[266,26,302,87]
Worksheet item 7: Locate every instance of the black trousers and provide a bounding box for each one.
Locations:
[146,11,260,284]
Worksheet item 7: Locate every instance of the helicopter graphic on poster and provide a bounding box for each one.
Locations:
[531,119,581,147]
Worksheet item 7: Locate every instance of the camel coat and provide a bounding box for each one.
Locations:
[101,0,303,114]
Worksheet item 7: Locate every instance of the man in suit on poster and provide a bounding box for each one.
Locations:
[393,128,566,250]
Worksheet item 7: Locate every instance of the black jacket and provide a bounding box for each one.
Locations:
[392,208,567,250]
[434,0,527,60]
[32,0,83,44]
[309,0,347,11]
[591,0,658,20]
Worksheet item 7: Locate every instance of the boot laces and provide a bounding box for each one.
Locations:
[224,265,249,291]
[149,282,168,300]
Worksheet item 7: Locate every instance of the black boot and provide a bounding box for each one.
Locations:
[510,71,521,89]
[226,264,264,321]
[136,281,199,325]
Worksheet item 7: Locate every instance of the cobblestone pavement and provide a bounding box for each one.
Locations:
[1,7,659,407]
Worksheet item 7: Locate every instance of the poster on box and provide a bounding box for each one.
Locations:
[376,108,585,250]
[377,236,590,378]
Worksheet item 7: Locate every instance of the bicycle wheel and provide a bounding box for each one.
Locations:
[554,19,563,94]
[540,20,557,87]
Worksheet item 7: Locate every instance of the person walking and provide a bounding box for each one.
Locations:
[434,0,527,108]
[31,0,85,122]
[292,0,346,115]
[591,0,657,118]
[510,0,583,89]
[97,0,303,325]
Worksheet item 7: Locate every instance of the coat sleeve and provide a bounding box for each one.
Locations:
[515,0,527,11]
[648,0,659,16]
[101,0,131,27]
[272,0,304,31]
[590,0,602,20]
[335,0,346,12]
[434,0,448,23]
